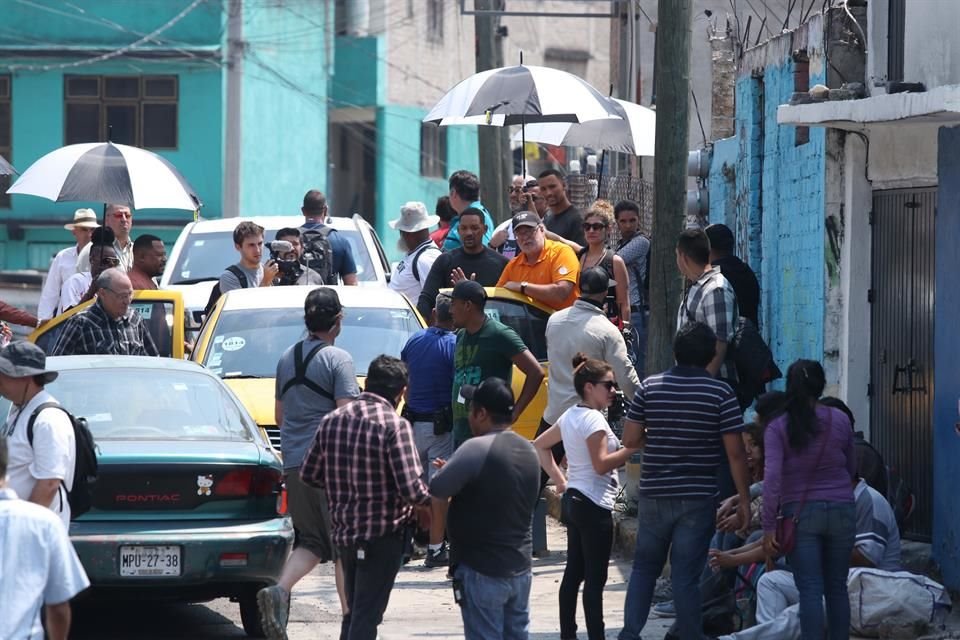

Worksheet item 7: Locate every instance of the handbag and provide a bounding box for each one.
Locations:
[775,414,832,555]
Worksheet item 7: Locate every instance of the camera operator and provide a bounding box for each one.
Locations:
[490,180,545,258]
[272,228,324,286]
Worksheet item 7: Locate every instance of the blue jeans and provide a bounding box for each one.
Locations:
[628,308,648,377]
[619,496,716,640]
[783,500,855,640]
[456,564,532,640]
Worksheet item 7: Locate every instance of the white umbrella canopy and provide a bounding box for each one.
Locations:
[424,64,621,126]
[514,98,656,156]
[6,142,201,210]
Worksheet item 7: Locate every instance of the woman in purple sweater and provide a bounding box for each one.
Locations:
[761,360,856,640]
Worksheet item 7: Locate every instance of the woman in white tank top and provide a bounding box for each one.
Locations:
[534,353,639,640]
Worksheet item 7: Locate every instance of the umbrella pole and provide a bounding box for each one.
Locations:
[521,114,526,178]
[597,150,606,200]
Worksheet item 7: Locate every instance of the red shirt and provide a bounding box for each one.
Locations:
[128,269,158,291]
[430,223,451,248]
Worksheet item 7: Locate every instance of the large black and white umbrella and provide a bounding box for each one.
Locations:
[0,153,15,176]
[6,142,201,210]
[423,64,620,126]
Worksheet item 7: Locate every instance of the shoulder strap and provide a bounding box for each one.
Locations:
[280,341,335,401]
[27,401,67,447]
[411,243,434,282]
[226,265,248,289]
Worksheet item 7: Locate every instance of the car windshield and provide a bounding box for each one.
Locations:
[203,306,422,378]
[484,298,550,362]
[169,226,377,284]
[42,368,255,441]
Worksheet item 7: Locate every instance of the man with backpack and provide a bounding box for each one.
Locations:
[218,221,279,296]
[615,200,651,374]
[257,287,360,639]
[0,342,76,529]
[300,190,358,286]
[388,202,442,304]
[705,224,760,328]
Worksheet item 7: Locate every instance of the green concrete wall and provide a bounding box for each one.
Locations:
[376,105,479,261]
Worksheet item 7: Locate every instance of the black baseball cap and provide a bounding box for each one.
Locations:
[511,211,541,230]
[304,287,342,319]
[451,280,487,306]
[460,377,515,416]
[580,266,616,295]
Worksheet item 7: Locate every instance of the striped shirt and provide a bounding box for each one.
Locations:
[627,366,743,498]
[300,392,430,547]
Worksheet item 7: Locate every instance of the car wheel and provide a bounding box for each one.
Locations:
[239,590,267,638]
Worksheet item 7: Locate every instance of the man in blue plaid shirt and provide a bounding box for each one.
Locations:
[675,229,738,381]
[50,269,158,357]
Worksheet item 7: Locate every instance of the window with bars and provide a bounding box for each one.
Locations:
[64,75,178,149]
[420,123,447,178]
[0,75,10,209]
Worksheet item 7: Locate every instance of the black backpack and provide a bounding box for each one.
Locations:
[27,402,98,519]
[279,341,334,401]
[204,265,248,318]
[730,317,782,406]
[300,226,335,285]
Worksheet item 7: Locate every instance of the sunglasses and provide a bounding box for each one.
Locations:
[112,212,132,219]
[582,222,607,231]
[592,380,617,391]
[508,186,523,193]
[99,256,121,267]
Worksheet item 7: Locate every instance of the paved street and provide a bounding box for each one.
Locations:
[71,517,673,639]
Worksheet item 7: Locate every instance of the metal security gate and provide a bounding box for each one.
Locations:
[870,188,936,540]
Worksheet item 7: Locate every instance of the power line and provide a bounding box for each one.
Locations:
[6,0,218,72]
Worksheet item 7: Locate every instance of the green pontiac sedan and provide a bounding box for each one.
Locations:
[44,355,293,637]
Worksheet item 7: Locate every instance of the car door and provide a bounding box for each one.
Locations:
[353,214,390,284]
[29,290,186,359]
[482,289,552,440]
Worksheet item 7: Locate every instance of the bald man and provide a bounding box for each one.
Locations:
[50,269,158,357]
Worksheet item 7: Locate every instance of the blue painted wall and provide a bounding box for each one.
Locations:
[333,36,384,108]
[376,105,478,261]
[933,125,960,588]
[239,1,330,216]
[706,58,828,382]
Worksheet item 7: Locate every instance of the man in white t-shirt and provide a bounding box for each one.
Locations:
[388,202,442,304]
[0,342,75,528]
[37,208,99,322]
[0,438,89,640]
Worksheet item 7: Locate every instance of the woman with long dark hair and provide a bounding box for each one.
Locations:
[534,353,637,640]
[762,360,856,640]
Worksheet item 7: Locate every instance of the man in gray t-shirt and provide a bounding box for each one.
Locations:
[218,221,278,295]
[258,287,359,639]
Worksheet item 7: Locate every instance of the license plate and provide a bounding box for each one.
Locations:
[118,545,182,577]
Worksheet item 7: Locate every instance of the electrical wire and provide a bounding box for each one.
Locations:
[6,0,218,72]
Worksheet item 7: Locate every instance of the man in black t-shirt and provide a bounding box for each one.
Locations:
[429,378,540,638]
[705,223,760,327]
[538,169,586,247]
[416,208,508,319]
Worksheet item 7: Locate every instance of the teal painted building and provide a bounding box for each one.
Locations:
[330,34,479,261]
[0,0,330,270]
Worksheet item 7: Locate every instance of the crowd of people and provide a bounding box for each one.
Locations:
[0,167,919,640]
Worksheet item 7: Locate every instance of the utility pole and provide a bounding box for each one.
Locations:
[474,0,512,222]
[223,0,243,218]
[647,0,693,373]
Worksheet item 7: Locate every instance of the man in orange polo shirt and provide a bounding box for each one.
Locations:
[496,212,580,310]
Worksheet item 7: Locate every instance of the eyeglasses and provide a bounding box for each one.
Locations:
[103,287,134,302]
[591,380,617,391]
[112,212,132,220]
[99,256,121,267]
[582,222,608,231]
[508,186,523,193]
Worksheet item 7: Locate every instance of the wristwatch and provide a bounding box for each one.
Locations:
[520,281,528,295]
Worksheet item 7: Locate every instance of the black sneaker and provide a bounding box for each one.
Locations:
[424,544,449,568]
